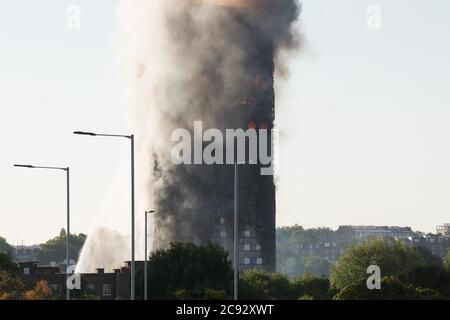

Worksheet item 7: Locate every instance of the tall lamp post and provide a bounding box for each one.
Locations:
[233,160,255,301]
[233,162,238,301]
[144,210,155,301]
[74,131,136,300]
[14,164,71,300]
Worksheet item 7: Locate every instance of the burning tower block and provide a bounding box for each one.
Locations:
[151,0,300,273]
[210,6,276,272]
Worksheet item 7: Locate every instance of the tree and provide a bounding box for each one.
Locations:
[330,239,431,290]
[290,273,331,300]
[146,242,232,299]
[445,249,450,271]
[239,269,291,300]
[0,271,26,300]
[331,239,450,299]
[203,288,226,300]
[0,253,25,300]
[239,269,332,300]
[0,237,13,255]
[407,263,450,297]
[0,253,20,275]
[23,280,53,300]
[37,229,87,266]
[333,276,445,300]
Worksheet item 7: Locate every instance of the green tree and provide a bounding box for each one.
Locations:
[330,239,430,290]
[0,237,13,255]
[0,252,20,275]
[290,273,331,300]
[146,242,232,299]
[239,269,332,300]
[444,249,450,271]
[203,288,226,300]
[331,239,450,299]
[333,276,445,300]
[239,269,292,300]
[37,229,87,266]
[407,263,450,297]
[174,289,194,300]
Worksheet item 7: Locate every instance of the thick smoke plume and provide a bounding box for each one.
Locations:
[77,0,301,271]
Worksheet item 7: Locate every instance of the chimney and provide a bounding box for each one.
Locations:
[96,268,105,274]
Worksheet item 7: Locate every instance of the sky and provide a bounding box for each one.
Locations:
[1,0,449,245]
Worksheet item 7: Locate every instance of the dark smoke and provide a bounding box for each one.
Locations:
[118,0,302,249]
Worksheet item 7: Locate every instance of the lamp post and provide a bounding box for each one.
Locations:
[14,164,71,300]
[233,160,255,301]
[233,162,238,301]
[74,131,136,300]
[144,210,155,301]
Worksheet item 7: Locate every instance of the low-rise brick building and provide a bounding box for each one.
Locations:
[18,261,136,300]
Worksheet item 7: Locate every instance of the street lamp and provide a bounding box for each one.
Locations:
[14,164,71,300]
[144,210,155,301]
[74,130,137,300]
[233,160,256,301]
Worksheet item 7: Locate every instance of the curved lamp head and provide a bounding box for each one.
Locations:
[14,164,34,168]
[73,131,97,136]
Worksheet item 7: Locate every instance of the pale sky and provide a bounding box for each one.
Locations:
[1,0,449,245]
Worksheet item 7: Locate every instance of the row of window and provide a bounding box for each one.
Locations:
[243,244,261,251]
[356,232,412,237]
[48,283,112,297]
[241,257,263,265]
[219,230,253,238]
[413,238,450,244]
[300,243,338,249]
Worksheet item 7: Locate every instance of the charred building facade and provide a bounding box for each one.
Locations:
[211,7,276,271]
[145,1,300,273]
[151,6,277,271]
